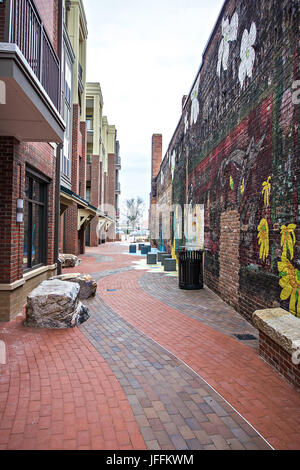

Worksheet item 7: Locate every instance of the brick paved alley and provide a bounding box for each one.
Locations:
[0,243,300,451]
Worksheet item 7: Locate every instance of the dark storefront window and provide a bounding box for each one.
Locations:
[23,170,48,271]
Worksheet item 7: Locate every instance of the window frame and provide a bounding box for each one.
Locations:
[23,167,49,273]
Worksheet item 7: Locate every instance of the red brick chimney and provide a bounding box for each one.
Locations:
[151,134,162,181]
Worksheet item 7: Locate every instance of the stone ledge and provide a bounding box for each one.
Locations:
[23,264,57,282]
[253,308,300,356]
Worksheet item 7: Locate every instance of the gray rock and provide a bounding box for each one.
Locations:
[49,273,97,300]
[24,280,90,329]
[59,254,81,268]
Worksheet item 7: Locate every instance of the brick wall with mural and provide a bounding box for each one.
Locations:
[151,0,300,323]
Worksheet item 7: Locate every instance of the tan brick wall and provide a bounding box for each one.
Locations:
[0,267,57,322]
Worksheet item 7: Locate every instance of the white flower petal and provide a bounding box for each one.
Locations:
[217,39,224,76]
[229,12,239,41]
[240,29,249,58]
[190,99,199,125]
[222,40,230,71]
[249,22,257,46]
[190,105,194,126]
[239,62,246,88]
[191,75,200,100]
[222,17,230,36]
[184,115,189,134]
[246,47,255,77]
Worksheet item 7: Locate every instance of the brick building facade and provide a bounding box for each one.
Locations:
[59,2,120,256]
[0,0,65,321]
[0,0,121,321]
[150,0,299,324]
[85,82,121,248]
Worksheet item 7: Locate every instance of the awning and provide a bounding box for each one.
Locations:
[78,208,95,230]
[60,186,115,230]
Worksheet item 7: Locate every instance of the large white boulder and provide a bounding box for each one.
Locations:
[24,280,90,329]
[59,254,81,268]
[50,273,97,300]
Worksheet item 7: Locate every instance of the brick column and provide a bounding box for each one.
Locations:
[106,154,116,241]
[64,202,78,255]
[71,104,80,194]
[150,134,163,245]
[0,137,19,284]
[151,134,162,181]
[90,155,101,246]
[64,105,80,255]
[79,121,87,200]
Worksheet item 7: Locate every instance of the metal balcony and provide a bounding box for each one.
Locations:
[78,61,84,92]
[7,0,60,109]
[115,156,121,169]
[115,182,121,194]
[0,0,64,142]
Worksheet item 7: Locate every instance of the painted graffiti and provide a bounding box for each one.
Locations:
[150,1,299,322]
[239,22,257,88]
[217,12,239,77]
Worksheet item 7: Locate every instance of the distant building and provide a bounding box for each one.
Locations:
[59,0,117,255]
[85,82,121,246]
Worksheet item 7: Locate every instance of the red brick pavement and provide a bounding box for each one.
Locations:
[0,314,145,450]
[97,255,300,451]
[1,243,300,450]
[65,244,139,276]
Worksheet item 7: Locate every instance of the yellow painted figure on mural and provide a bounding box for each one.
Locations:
[171,239,177,261]
[262,176,271,208]
[280,224,296,260]
[278,255,300,318]
[240,178,245,195]
[257,218,269,262]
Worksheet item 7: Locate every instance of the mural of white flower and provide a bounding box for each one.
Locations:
[184,114,189,134]
[190,76,200,126]
[217,12,239,77]
[238,22,257,88]
[171,151,176,181]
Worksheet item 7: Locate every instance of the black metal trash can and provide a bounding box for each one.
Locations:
[178,249,204,290]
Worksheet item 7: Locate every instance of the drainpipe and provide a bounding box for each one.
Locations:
[54,0,64,275]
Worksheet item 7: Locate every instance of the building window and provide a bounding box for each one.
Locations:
[23,170,48,271]
[86,187,91,202]
[65,61,72,106]
[86,113,93,130]
[63,105,71,178]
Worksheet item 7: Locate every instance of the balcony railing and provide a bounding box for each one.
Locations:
[78,61,83,82]
[6,0,60,110]
[78,61,84,92]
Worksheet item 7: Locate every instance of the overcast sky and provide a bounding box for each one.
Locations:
[84,0,224,220]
